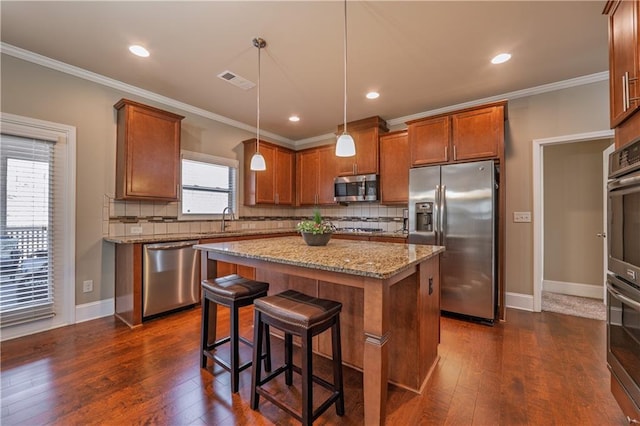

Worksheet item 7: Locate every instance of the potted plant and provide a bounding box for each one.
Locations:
[296,209,333,246]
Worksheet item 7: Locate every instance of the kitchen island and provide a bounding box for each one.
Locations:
[194,236,444,425]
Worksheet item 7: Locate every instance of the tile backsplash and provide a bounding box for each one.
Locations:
[103,195,408,238]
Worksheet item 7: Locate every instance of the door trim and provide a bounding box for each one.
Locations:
[532,130,614,312]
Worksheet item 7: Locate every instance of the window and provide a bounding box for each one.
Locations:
[0,113,75,340]
[179,151,238,219]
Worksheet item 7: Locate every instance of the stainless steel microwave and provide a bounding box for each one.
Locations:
[334,174,378,203]
[608,139,640,286]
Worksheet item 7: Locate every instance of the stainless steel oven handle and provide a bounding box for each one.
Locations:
[607,282,640,311]
[608,173,640,191]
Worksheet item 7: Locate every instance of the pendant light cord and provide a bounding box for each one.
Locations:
[256,40,261,153]
[343,0,348,135]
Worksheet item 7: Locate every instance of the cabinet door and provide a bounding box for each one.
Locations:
[317,145,338,204]
[335,127,380,176]
[115,100,183,201]
[275,148,294,205]
[254,143,276,204]
[380,131,409,204]
[408,116,450,166]
[296,150,319,205]
[353,127,379,175]
[451,105,502,161]
[608,0,639,127]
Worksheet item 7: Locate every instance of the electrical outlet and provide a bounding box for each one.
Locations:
[277,222,284,228]
[130,226,143,234]
[249,223,256,229]
[82,280,93,293]
[513,212,532,223]
[241,223,248,230]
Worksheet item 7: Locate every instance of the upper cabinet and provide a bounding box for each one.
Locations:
[407,101,506,166]
[379,130,409,205]
[243,139,295,206]
[335,116,388,176]
[296,145,337,206]
[604,0,639,128]
[114,99,184,201]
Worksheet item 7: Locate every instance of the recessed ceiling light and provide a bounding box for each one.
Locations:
[491,53,511,64]
[366,91,380,100]
[129,45,150,58]
[289,115,300,122]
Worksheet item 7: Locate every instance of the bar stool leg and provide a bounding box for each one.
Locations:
[332,317,345,416]
[284,333,293,386]
[201,298,218,368]
[250,310,264,410]
[263,324,272,372]
[200,297,209,368]
[301,329,313,426]
[230,302,240,393]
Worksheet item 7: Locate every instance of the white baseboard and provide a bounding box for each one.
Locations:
[506,292,534,311]
[75,298,114,323]
[543,280,604,300]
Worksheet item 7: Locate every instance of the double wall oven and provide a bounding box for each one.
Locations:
[607,138,640,422]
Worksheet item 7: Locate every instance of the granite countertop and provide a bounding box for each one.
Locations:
[103,229,408,244]
[194,236,444,280]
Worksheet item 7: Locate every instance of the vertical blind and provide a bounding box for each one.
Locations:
[0,134,55,327]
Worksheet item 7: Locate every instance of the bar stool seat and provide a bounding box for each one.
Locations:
[250,289,344,425]
[200,274,271,393]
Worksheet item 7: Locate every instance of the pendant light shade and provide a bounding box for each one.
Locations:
[336,0,355,158]
[250,37,267,171]
[250,151,266,170]
[336,133,355,157]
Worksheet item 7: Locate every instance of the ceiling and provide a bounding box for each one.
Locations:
[0,1,609,145]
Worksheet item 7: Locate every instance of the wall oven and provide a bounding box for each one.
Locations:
[607,139,640,420]
[608,140,640,286]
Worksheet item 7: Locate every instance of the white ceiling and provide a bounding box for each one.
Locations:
[0,1,609,144]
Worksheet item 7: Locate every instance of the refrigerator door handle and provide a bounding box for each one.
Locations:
[434,184,441,244]
[440,185,446,246]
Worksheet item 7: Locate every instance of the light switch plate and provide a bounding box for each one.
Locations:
[130,226,143,234]
[513,212,532,223]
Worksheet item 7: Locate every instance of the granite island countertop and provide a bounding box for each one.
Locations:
[194,236,444,280]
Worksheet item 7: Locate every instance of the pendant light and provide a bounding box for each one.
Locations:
[336,0,356,157]
[250,37,267,171]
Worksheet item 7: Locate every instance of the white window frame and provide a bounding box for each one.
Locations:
[0,113,76,341]
[177,150,238,221]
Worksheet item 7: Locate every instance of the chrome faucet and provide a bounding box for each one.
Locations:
[221,207,235,231]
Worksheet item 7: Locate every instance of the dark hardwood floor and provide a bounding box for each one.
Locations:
[1,306,626,425]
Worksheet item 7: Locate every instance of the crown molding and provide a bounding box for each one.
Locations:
[386,71,609,128]
[2,42,608,147]
[0,42,293,145]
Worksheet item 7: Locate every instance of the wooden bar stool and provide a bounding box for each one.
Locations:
[200,274,271,393]
[250,289,344,425]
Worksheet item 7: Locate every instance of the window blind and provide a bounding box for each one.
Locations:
[1,134,55,327]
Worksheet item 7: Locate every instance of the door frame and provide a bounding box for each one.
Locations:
[532,130,614,312]
[603,144,615,301]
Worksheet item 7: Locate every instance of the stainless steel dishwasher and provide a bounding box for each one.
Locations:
[142,240,200,318]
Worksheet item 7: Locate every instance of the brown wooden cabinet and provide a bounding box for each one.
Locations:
[336,116,388,176]
[296,145,337,206]
[604,0,640,149]
[604,0,640,129]
[407,102,506,166]
[243,139,295,206]
[114,99,184,201]
[380,130,410,204]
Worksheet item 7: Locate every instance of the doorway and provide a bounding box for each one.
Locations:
[532,130,614,313]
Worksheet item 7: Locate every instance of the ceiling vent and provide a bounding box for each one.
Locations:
[217,70,255,90]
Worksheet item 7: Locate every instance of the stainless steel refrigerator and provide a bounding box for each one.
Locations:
[408,160,497,321]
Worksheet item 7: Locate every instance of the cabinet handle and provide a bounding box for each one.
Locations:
[623,73,629,112]
[428,276,434,295]
[453,145,457,160]
[627,416,640,424]
[444,146,448,160]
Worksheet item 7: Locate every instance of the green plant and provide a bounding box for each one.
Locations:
[296,209,333,235]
